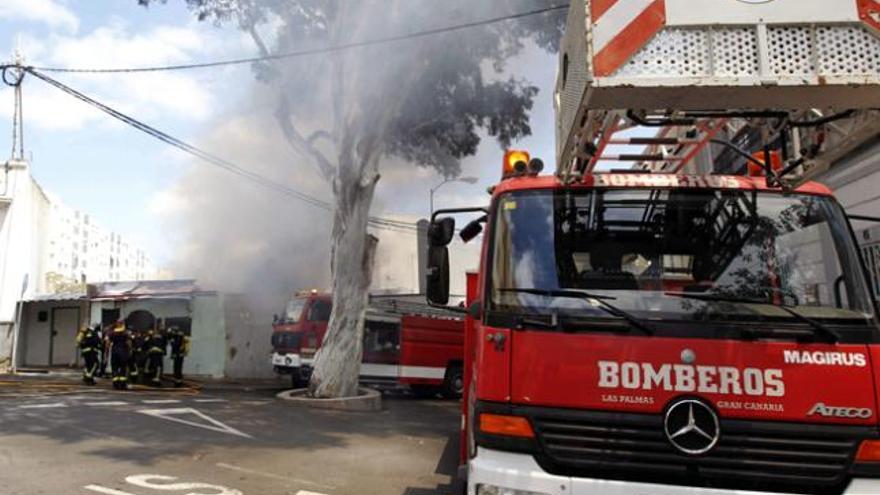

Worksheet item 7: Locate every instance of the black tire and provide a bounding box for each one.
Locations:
[442,365,464,399]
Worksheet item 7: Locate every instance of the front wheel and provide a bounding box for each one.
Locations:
[442,365,464,399]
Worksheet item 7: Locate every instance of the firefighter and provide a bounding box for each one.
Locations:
[108,321,133,390]
[145,327,167,387]
[167,325,190,388]
[130,329,149,384]
[76,326,101,385]
[95,324,108,378]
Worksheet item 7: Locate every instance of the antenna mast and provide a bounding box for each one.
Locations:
[10,47,25,161]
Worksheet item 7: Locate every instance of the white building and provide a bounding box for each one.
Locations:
[815,139,880,302]
[0,160,51,357]
[43,197,155,286]
[369,216,481,298]
[0,159,158,362]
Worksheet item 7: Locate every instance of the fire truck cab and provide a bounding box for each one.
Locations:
[433,171,880,495]
[271,290,331,387]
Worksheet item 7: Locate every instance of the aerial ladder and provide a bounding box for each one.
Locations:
[554,0,880,185]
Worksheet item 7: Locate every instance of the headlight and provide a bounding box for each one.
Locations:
[476,485,549,495]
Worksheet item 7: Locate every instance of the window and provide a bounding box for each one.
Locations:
[283,298,307,323]
[363,320,400,355]
[307,300,332,322]
[490,188,875,329]
[562,53,569,89]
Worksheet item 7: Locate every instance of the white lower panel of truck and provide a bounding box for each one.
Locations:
[359,363,446,380]
[468,447,880,495]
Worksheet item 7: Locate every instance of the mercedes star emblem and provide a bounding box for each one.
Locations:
[681,349,696,364]
[664,399,720,455]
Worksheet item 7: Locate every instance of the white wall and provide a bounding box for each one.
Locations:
[0,161,51,363]
[90,295,226,378]
[222,294,275,379]
[818,140,880,233]
[370,216,481,297]
[19,301,90,368]
[187,294,226,378]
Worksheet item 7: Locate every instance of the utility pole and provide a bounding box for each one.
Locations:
[429,176,479,217]
[11,47,25,161]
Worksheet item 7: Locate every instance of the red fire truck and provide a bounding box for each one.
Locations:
[271,292,465,397]
[271,290,331,387]
[425,2,880,493]
[431,168,880,494]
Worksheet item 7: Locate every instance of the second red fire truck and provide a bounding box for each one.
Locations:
[271,291,465,398]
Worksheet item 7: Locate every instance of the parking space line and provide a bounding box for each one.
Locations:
[84,485,134,495]
[84,401,129,407]
[141,399,181,404]
[216,462,334,491]
[139,408,252,438]
[194,398,227,403]
[18,403,66,409]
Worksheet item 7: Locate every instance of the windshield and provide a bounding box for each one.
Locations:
[283,298,308,323]
[490,188,875,329]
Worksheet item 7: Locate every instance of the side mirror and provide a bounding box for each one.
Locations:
[460,215,487,244]
[429,217,456,247]
[468,300,482,319]
[426,244,450,305]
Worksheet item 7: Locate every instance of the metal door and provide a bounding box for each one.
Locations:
[50,307,80,367]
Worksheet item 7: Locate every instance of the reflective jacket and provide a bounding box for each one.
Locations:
[78,329,101,354]
[168,329,190,358]
[108,327,132,354]
[147,332,167,355]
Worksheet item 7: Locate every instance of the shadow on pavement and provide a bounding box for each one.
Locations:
[0,387,463,492]
[402,431,464,495]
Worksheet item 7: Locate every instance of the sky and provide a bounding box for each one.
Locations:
[0,0,560,272]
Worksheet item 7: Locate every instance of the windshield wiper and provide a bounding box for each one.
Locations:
[498,288,653,335]
[665,292,841,343]
[514,313,561,331]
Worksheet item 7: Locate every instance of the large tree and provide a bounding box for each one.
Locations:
[140,0,563,398]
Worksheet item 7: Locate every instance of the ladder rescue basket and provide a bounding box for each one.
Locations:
[555,0,880,176]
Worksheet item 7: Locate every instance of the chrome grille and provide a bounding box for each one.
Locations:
[531,409,866,494]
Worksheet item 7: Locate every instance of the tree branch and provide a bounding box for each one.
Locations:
[307,130,334,147]
[275,97,337,182]
[245,22,337,183]
[246,23,271,57]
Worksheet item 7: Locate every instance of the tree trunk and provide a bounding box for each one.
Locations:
[307,151,379,398]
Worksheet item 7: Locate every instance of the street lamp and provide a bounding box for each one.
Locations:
[430,176,479,217]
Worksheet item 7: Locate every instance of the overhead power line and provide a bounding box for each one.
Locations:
[24,68,419,233]
[28,4,569,74]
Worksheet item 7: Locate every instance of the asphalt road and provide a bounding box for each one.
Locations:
[0,383,462,495]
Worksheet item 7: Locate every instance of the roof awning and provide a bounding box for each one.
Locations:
[88,280,211,301]
[24,293,88,303]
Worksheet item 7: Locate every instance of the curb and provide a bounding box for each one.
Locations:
[276,387,382,412]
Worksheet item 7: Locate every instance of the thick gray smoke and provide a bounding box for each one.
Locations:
[159,85,332,308]
[155,0,562,313]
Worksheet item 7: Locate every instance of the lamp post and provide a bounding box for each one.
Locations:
[430,176,479,217]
